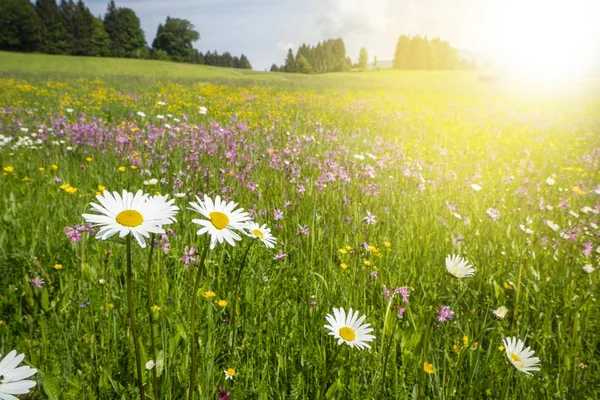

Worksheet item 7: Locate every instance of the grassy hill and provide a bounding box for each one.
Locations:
[1,51,598,98]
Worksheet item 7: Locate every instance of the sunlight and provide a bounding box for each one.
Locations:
[490,0,598,80]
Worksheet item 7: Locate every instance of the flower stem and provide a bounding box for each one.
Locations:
[126,235,145,400]
[228,239,256,365]
[188,243,209,400]
[146,235,159,400]
[319,345,341,399]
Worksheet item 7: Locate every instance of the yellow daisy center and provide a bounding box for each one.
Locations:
[209,211,229,230]
[339,327,356,341]
[510,353,523,366]
[252,229,264,239]
[226,368,235,377]
[116,210,144,227]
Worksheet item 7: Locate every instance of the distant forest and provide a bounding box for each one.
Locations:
[0,0,252,69]
[273,35,474,74]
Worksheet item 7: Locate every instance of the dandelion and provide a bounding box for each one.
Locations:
[28,277,44,288]
[436,305,455,322]
[246,222,277,248]
[502,337,541,375]
[324,307,375,350]
[224,368,236,380]
[423,362,435,374]
[445,254,475,278]
[492,306,509,319]
[0,350,38,398]
[83,190,179,248]
[188,195,250,249]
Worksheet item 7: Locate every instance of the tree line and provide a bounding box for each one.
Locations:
[0,0,252,69]
[272,35,473,74]
[271,38,351,73]
[393,35,467,70]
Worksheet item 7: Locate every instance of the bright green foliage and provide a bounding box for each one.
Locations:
[103,0,146,58]
[90,17,111,57]
[36,0,69,54]
[152,17,200,62]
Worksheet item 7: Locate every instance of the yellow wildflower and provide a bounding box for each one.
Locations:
[3,166,14,173]
[54,264,63,270]
[118,166,126,172]
[423,362,435,374]
[218,299,228,307]
[203,290,216,298]
[340,263,348,270]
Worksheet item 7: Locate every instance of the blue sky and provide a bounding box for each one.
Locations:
[85,0,600,72]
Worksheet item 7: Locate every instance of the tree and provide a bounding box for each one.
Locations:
[0,0,42,52]
[270,64,279,72]
[296,54,312,73]
[392,35,411,69]
[36,0,68,54]
[91,16,111,56]
[284,48,296,72]
[72,0,94,56]
[151,17,199,62]
[358,47,368,70]
[238,54,252,69]
[104,1,146,58]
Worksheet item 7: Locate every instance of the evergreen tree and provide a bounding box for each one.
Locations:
[72,0,94,56]
[36,0,68,54]
[270,64,279,72]
[103,0,120,56]
[0,0,41,52]
[151,17,199,62]
[232,56,240,68]
[238,54,251,69]
[91,16,111,56]
[284,48,296,72]
[221,51,233,67]
[392,35,411,69]
[358,47,368,70]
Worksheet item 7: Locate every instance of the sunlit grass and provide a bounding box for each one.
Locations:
[0,60,599,399]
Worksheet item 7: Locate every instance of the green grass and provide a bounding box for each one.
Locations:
[0,52,599,400]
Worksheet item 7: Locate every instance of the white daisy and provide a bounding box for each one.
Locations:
[83,190,179,248]
[246,222,277,248]
[324,307,375,350]
[189,195,250,249]
[471,183,482,191]
[445,254,476,278]
[224,368,236,380]
[502,337,541,375]
[492,306,509,319]
[0,350,37,399]
[582,264,595,274]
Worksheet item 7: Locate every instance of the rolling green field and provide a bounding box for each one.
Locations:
[0,51,599,399]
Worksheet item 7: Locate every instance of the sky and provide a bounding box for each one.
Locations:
[85,0,600,72]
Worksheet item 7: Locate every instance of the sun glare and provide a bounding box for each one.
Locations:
[491,0,598,80]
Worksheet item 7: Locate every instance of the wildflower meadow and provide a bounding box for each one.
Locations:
[0,59,599,399]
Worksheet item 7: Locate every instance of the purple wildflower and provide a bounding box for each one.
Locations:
[436,305,455,322]
[362,210,377,225]
[297,224,310,236]
[273,250,287,261]
[28,276,44,288]
[394,286,412,303]
[179,246,197,266]
[396,306,406,319]
[273,209,284,221]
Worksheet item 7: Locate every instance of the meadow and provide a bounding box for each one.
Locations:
[0,52,599,399]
